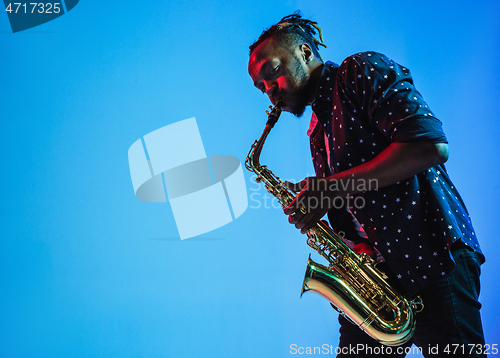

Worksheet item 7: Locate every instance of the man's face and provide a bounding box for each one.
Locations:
[248,37,313,117]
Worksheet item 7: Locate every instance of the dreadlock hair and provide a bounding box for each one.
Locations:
[249,12,327,61]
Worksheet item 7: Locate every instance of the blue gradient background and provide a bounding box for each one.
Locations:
[1,1,499,357]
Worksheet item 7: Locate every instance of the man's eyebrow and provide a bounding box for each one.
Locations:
[260,60,271,71]
[253,60,272,79]
[251,60,270,88]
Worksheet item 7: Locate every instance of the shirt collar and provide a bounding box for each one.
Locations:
[311,61,338,111]
[307,111,319,137]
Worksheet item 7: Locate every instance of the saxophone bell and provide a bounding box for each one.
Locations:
[301,254,417,346]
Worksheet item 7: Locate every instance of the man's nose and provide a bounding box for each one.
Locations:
[264,81,278,99]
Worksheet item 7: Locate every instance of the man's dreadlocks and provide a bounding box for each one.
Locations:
[249,12,327,61]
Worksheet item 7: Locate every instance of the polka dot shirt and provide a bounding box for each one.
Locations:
[308,52,484,296]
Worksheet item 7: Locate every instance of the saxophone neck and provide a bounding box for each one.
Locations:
[246,101,282,170]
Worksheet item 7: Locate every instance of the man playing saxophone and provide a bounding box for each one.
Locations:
[247,12,485,357]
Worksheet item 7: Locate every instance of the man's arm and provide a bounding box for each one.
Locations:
[284,141,449,233]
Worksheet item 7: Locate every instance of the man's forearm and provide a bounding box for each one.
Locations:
[330,142,449,196]
[284,142,449,233]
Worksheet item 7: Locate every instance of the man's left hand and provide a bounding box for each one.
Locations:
[283,177,345,234]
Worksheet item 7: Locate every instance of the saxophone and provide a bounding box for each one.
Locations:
[245,101,423,346]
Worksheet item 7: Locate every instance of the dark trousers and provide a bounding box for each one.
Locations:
[337,243,486,357]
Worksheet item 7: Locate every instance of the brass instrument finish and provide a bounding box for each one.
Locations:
[245,101,423,346]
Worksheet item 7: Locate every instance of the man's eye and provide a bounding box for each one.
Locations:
[270,65,279,76]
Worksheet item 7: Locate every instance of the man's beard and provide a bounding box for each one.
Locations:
[287,62,317,118]
[289,80,315,117]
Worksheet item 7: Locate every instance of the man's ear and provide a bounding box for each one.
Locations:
[299,43,314,64]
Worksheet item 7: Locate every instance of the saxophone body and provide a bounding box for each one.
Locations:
[245,101,423,346]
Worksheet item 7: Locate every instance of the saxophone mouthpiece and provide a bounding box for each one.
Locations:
[266,100,282,128]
